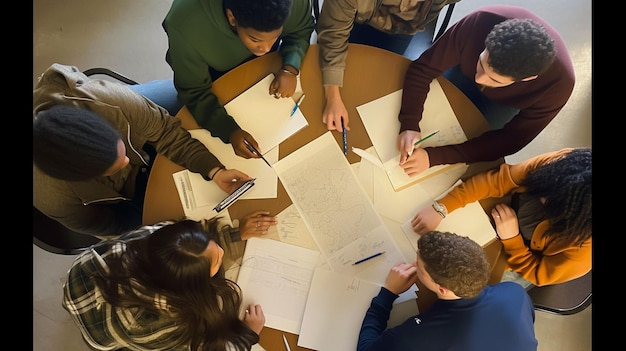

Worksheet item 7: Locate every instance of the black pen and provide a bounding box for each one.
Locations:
[243,139,271,167]
[353,251,385,265]
[341,118,348,155]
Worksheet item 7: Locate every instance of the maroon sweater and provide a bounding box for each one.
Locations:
[398,5,575,166]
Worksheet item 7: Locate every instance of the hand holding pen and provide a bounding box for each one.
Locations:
[243,139,272,167]
[398,130,439,164]
[229,129,259,159]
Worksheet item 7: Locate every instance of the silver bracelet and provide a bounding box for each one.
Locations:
[280,68,299,77]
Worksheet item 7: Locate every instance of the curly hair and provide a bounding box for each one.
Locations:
[418,231,490,298]
[485,18,556,81]
[521,148,592,247]
[93,219,258,351]
[224,0,292,32]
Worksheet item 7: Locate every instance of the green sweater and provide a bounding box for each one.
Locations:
[163,0,314,143]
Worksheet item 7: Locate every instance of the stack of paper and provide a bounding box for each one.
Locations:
[356,80,468,192]
[236,237,320,334]
[171,74,309,219]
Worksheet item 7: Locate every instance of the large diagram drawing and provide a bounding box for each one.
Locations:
[273,132,405,284]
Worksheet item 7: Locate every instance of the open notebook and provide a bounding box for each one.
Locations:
[356,80,468,192]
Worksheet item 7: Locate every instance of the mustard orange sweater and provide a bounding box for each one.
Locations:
[439,148,591,286]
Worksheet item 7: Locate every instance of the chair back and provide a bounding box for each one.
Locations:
[527,270,592,315]
[33,206,101,255]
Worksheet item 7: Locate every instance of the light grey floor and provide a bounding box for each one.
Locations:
[33,0,591,350]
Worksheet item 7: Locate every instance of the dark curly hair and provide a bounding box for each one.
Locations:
[418,231,490,298]
[93,219,259,351]
[485,18,556,81]
[521,148,592,247]
[224,0,292,32]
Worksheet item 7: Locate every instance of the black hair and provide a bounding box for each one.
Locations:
[224,0,292,31]
[33,105,121,181]
[521,148,592,247]
[485,18,556,80]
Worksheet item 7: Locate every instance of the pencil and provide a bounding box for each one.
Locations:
[407,130,440,157]
[413,130,440,147]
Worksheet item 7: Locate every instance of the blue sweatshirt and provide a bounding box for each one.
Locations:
[358,282,538,351]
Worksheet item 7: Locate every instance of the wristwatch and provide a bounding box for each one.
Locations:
[432,201,448,219]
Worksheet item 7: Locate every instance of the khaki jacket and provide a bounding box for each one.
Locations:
[317,0,460,86]
[33,64,223,236]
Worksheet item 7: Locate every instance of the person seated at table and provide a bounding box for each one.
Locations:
[162,0,314,159]
[63,211,278,351]
[357,230,537,351]
[410,148,591,287]
[396,5,575,177]
[316,0,460,133]
[33,63,252,237]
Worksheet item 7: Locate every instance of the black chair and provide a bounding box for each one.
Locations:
[526,270,592,315]
[33,206,102,255]
[82,67,139,85]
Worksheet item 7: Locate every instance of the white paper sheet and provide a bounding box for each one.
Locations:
[272,132,406,284]
[400,180,498,249]
[236,237,320,334]
[188,129,278,199]
[354,146,466,223]
[224,74,308,154]
[356,82,468,191]
[298,268,417,351]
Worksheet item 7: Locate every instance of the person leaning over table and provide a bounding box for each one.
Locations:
[63,212,278,351]
[357,230,538,351]
[33,63,252,237]
[396,5,575,177]
[162,0,314,160]
[316,0,461,133]
[411,147,592,288]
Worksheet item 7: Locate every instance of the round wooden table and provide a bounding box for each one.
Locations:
[143,44,505,351]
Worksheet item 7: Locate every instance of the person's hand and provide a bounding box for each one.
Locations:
[397,130,420,164]
[270,69,297,99]
[399,148,430,177]
[212,168,253,194]
[322,86,350,132]
[239,210,278,240]
[243,304,265,335]
[384,262,418,295]
[411,205,443,234]
[491,203,520,240]
[229,129,259,159]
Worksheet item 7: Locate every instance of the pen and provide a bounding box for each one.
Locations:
[353,251,385,265]
[407,130,440,157]
[289,94,305,117]
[243,139,271,167]
[341,118,348,155]
[282,334,292,351]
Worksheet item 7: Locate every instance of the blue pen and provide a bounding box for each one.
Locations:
[341,118,347,155]
[289,94,306,117]
[353,251,385,265]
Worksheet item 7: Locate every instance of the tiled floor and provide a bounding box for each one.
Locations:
[33,0,591,350]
